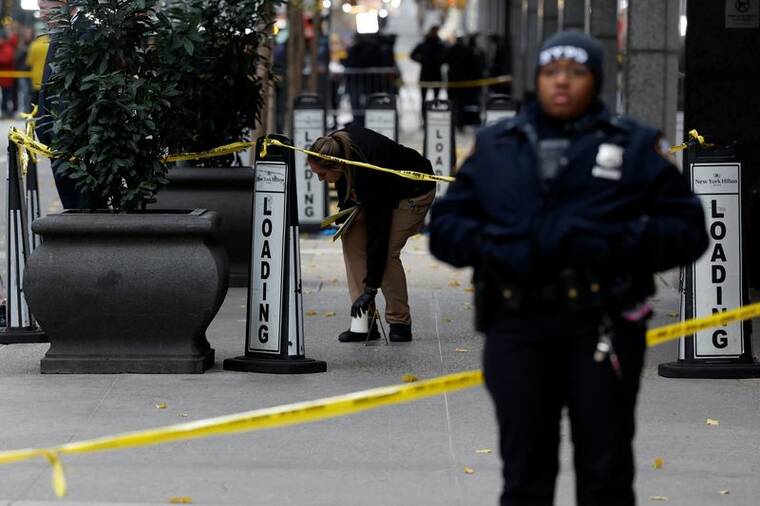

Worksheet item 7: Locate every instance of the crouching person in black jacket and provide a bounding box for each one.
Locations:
[429,31,708,506]
[308,126,436,342]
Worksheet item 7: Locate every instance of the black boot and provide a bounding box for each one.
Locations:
[338,326,381,343]
[388,323,412,342]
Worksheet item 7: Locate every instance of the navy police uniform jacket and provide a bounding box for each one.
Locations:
[429,101,709,308]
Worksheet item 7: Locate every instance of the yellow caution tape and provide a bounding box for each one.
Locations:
[9,127,58,160]
[418,74,512,89]
[645,300,760,348]
[670,129,713,152]
[0,70,33,79]
[163,141,256,163]
[6,130,453,186]
[0,369,483,497]
[261,137,455,184]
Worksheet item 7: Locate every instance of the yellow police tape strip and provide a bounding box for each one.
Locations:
[261,137,455,184]
[7,129,455,185]
[646,300,760,348]
[1,300,759,496]
[418,74,512,89]
[0,70,33,79]
[163,140,257,163]
[0,369,484,497]
[670,129,713,153]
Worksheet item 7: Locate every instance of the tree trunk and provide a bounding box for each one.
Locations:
[285,0,306,134]
[252,2,277,159]
[307,3,322,93]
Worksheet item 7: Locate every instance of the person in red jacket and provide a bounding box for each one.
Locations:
[0,27,19,118]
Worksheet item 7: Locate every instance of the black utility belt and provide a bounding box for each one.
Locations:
[499,269,609,313]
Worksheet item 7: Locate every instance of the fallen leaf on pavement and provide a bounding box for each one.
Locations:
[444,318,452,324]
[649,497,668,502]
[306,310,318,316]
[155,402,167,410]
[719,490,730,495]
[177,413,188,418]
[667,312,679,318]
[401,374,418,383]
[449,280,461,287]
[169,497,193,504]
[455,348,469,353]
[463,466,475,474]
[323,311,336,317]
[464,287,475,293]
[653,458,664,469]
[462,303,472,310]
[706,418,720,426]
[475,449,492,454]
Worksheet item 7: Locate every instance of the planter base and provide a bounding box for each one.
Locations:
[41,348,215,374]
[658,360,760,379]
[0,328,48,344]
[223,355,326,374]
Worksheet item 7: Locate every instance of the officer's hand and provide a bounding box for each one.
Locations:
[565,233,611,264]
[351,286,378,318]
[563,218,633,265]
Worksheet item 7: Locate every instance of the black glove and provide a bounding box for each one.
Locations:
[351,286,378,318]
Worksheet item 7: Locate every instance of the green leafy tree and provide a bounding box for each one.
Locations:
[159,0,282,167]
[48,0,180,211]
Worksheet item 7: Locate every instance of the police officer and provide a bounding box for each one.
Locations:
[429,31,708,506]
[308,126,436,342]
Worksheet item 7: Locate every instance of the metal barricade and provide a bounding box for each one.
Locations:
[328,66,400,127]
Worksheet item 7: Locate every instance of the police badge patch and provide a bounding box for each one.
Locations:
[591,143,624,180]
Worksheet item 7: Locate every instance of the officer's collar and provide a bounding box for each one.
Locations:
[505,100,625,135]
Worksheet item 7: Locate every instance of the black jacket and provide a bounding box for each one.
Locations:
[336,126,435,287]
[429,101,709,305]
[411,37,446,82]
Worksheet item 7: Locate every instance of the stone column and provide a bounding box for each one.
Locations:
[538,0,559,42]
[622,0,679,141]
[524,0,540,94]
[510,0,527,100]
[588,0,618,111]
[560,0,587,32]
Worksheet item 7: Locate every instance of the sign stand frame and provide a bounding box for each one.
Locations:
[423,98,455,199]
[223,134,326,374]
[484,93,516,126]
[1,142,47,344]
[292,94,328,233]
[364,93,398,141]
[659,142,760,378]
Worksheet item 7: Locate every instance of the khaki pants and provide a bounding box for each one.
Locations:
[342,189,435,325]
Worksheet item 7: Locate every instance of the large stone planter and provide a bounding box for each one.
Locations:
[24,210,229,374]
[151,167,253,287]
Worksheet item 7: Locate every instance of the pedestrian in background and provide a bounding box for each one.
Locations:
[25,31,50,108]
[308,126,435,343]
[0,26,19,118]
[444,37,482,131]
[38,0,94,209]
[411,25,446,116]
[429,30,708,506]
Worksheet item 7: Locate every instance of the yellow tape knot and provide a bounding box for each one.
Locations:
[43,451,67,498]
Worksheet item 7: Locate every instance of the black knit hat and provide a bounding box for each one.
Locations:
[536,30,604,91]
